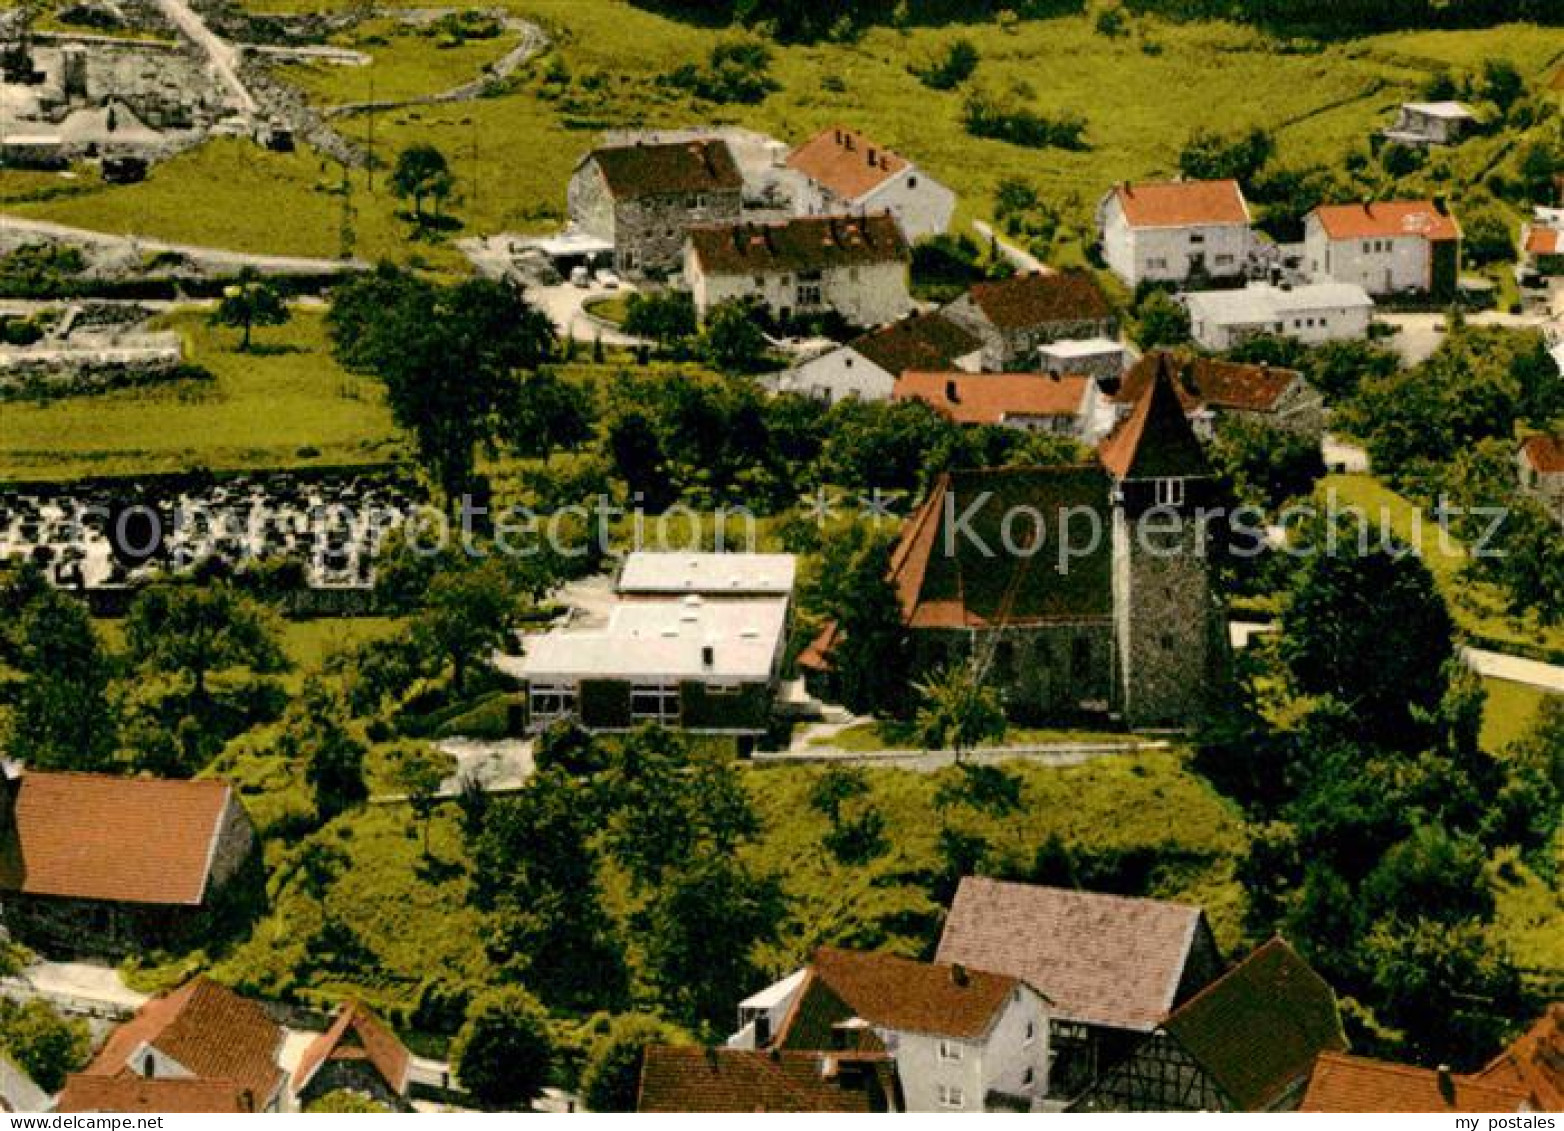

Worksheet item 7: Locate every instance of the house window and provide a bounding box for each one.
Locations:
[937,1084,965,1109]
[1361,240,1371,253]
[630,684,680,723]
[1189,233,1205,245]
[908,175,919,188]
[798,282,823,306]
[1024,1067,1035,1086]
[938,1040,964,1062]
[706,681,742,697]
[1214,254,1234,266]
[1024,1020,1037,1046]
[530,684,577,722]
[753,275,766,288]
[1147,256,1168,269]
[1155,478,1185,507]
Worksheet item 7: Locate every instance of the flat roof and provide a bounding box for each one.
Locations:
[531,231,615,257]
[512,596,788,682]
[1186,283,1373,325]
[616,551,797,596]
[1403,101,1475,119]
[1039,337,1124,357]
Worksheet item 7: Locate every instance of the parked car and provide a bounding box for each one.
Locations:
[595,269,621,290]
[570,266,591,288]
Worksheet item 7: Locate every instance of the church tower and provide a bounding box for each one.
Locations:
[1101,357,1224,729]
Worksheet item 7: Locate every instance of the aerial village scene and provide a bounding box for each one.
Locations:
[0,0,1559,1116]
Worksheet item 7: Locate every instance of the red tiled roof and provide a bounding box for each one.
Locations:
[781,947,1019,1042]
[850,313,981,376]
[1477,1003,1564,1111]
[586,139,742,199]
[895,371,1090,426]
[688,213,909,276]
[1117,351,1303,414]
[57,1076,250,1114]
[638,1046,889,1113]
[1525,227,1561,256]
[964,270,1112,332]
[1311,200,1461,242]
[1163,938,1346,1111]
[1098,355,1211,481]
[1301,1053,1531,1113]
[0,771,233,906]
[1521,433,1564,474]
[1113,180,1249,228]
[787,125,908,201]
[293,1002,411,1098]
[87,977,285,1106]
[937,877,1210,1032]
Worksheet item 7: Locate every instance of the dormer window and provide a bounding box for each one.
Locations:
[1155,478,1185,507]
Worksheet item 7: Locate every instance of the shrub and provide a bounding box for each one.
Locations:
[667,36,778,105]
[912,37,979,90]
[962,83,1088,150]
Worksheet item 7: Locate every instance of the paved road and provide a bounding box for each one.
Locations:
[1464,647,1564,694]
[972,220,1051,275]
[149,0,258,116]
[1378,311,1561,367]
[0,215,367,276]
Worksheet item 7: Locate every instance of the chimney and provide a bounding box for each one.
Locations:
[1437,1065,1455,1104]
[951,963,969,987]
[945,378,960,404]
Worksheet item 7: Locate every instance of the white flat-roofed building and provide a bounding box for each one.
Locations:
[1383,101,1477,147]
[1186,282,1373,350]
[1038,337,1128,382]
[616,551,797,600]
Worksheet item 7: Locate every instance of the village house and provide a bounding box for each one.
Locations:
[1473,1003,1564,1110]
[292,1002,414,1112]
[942,270,1117,370]
[684,213,912,327]
[893,370,1108,441]
[775,312,982,404]
[728,946,1052,1113]
[1382,101,1478,147]
[1038,337,1128,383]
[638,1046,897,1113]
[804,360,1228,729]
[500,552,795,742]
[935,878,1224,1103]
[1068,938,1347,1112]
[1185,282,1374,350]
[1301,1055,1532,1113]
[0,770,259,954]
[65,976,286,1113]
[1521,211,1564,281]
[787,125,956,242]
[1096,179,1253,288]
[1518,433,1564,521]
[1304,200,1462,299]
[567,138,743,276]
[1115,351,1326,438]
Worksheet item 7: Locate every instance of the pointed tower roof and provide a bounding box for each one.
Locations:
[1099,354,1210,481]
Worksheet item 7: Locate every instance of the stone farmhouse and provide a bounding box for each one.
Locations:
[935,878,1224,1104]
[1301,1054,1532,1113]
[1382,101,1477,147]
[1068,938,1346,1112]
[893,371,1108,441]
[567,138,743,276]
[942,269,1117,370]
[684,213,912,327]
[292,1002,414,1112]
[1096,179,1253,288]
[1186,282,1374,350]
[1115,351,1326,439]
[62,976,287,1113]
[728,946,1052,1114]
[0,771,258,954]
[502,552,795,742]
[1303,200,1463,299]
[776,311,982,403]
[638,1046,896,1112]
[805,360,1228,729]
[1518,433,1564,521]
[786,125,957,242]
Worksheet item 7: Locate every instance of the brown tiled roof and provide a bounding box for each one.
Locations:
[1098,355,1210,481]
[293,1002,411,1097]
[1163,938,1346,1111]
[888,465,1114,630]
[1525,227,1561,256]
[779,947,1019,1042]
[586,139,742,199]
[637,1046,888,1113]
[1118,351,1302,414]
[1521,433,1564,473]
[850,313,981,376]
[87,977,285,1106]
[964,270,1112,332]
[0,771,233,906]
[687,213,909,276]
[1113,180,1249,228]
[936,877,1209,1032]
[894,371,1091,426]
[1477,1003,1564,1111]
[1301,1053,1531,1113]
[787,125,908,201]
[1551,66,1564,92]
[1311,200,1461,242]
[57,1076,250,1114]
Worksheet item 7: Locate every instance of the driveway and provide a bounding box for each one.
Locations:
[1377,311,1560,367]
[457,236,644,345]
[1463,647,1564,695]
[972,220,1051,275]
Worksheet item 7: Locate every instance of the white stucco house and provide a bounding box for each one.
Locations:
[787,125,956,242]
[1304,200,1462,299]
[1185,282,1374,350]
[775,311,983,403]
[684,213,912,327]
[729,947,1052,1113]
[1096,179,1253,288]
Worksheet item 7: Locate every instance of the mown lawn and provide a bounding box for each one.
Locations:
[1480,677,1553,754]
[0,306,401,482]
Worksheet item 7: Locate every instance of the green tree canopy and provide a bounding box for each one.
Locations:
[450,986,554,1109]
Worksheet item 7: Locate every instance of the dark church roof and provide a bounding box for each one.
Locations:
[1098,355,1211,481]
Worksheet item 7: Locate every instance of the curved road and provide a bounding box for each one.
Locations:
[149,0,258,117]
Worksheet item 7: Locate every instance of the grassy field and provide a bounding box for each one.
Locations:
[1480,677,1553,754]
[0,306,401,482]
[280,17,521,107]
